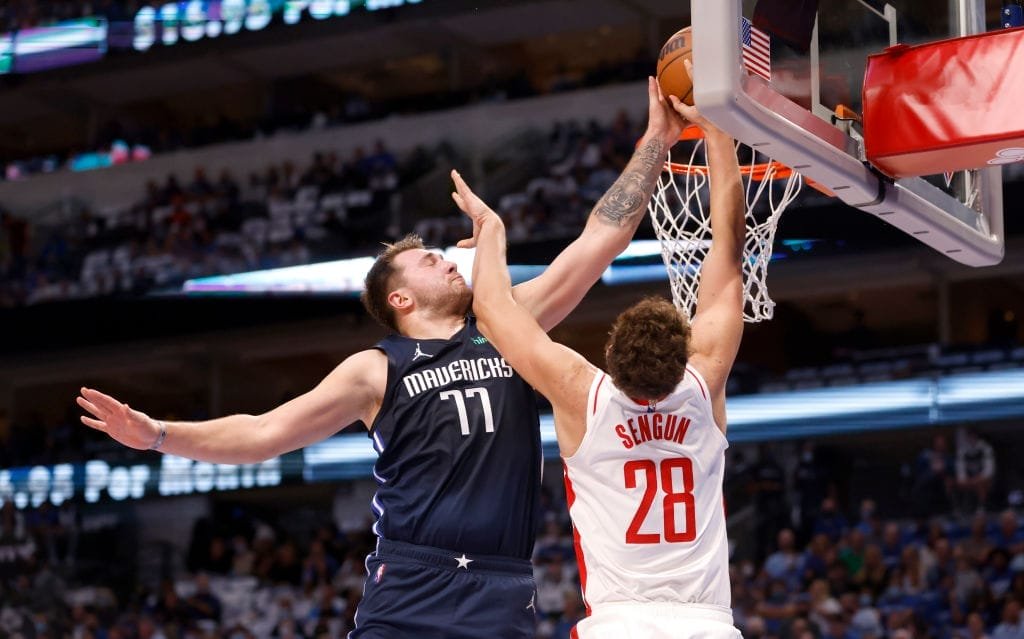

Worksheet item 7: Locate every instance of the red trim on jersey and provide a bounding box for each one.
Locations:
[562,462,592,617]
[686,366,708,400]
[628,396,653,408]
[592,374,606,415]
[570,627,581,639]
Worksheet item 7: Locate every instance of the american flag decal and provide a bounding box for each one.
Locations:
[741,17,771,81]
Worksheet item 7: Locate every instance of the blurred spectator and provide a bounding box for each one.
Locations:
[153,578,189,628]
[956,427,996,513]
[963,611,993,639]
[268,540,303,587]
[911,433,955,517]
[794,440,829,541]
[534,518,574,563]
[301,539,338,589]
[992,599,1024,639]
[185,573,222,623]
[750,445,788,560]
[986,548,1015,600]
[548,590,586,639]
[994,509,1024,555]
[813,498,849,543]
[854,498,883,541]
[963,512,995,566]
[802,533,834,585]
[764,528,803,590]
[534,553,576,620]
[880,521,906,569]
[839,528,867,576]
[852,544,889,599]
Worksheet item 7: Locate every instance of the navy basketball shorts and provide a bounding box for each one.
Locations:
[349,539,537,639]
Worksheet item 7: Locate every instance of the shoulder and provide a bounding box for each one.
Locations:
[331,349,388,390]
[348,348,389,365]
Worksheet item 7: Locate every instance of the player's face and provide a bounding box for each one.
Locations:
[392,248,471,315]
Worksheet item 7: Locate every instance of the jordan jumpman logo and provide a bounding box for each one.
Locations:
[412,343,433,361]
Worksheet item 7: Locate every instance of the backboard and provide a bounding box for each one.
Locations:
[690,0,1005,266]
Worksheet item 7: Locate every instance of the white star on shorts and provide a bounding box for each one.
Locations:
[455,553,474,569]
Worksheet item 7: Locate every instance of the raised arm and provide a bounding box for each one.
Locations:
[77,349,386,464]
[452,172,595,456]
[671,87,745,432]
[469,78,685,331]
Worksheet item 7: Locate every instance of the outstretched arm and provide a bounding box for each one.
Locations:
[77,349,385,464]
[670,77,745,432]
[452,172,595,456]
[458,77,686,332]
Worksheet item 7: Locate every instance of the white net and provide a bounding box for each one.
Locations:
[648,138,804,323]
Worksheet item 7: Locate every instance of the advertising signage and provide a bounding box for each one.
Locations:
[0,18,107,75]
[0,455,287,510]
[133,0,425,51]
[0,1,427,74]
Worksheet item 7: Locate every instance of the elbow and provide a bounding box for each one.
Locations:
[247,415,283,463]
[582,218,632,256]
[598,226,633,258]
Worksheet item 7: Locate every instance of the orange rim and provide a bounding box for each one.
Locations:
[666,159,795,180]
[665,125,835,197]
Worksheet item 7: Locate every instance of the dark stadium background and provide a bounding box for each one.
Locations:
[1,2,1023,638]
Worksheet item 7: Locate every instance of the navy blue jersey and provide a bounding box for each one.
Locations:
[369,316,541,560]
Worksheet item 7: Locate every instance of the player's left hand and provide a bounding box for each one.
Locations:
[645,75,688,148]
[451,169,502,248]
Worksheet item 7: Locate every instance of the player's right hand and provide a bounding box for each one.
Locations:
[77,387,161,450]
[667,60,728,141]
[450,169,503,248]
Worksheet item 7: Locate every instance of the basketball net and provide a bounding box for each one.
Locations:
[647,130,805,323]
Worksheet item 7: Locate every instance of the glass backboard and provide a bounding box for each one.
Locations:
[690,0,1005,266]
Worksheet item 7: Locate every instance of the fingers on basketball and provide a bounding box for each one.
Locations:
[656,27,695,106]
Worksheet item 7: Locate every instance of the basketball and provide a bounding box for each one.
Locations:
[657,27,694,105]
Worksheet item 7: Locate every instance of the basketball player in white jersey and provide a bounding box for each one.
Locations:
[452,88,744,638]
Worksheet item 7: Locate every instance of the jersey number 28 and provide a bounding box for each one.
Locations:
[624,457,696,544]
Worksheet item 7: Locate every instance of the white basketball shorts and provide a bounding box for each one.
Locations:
[573,602,742,639]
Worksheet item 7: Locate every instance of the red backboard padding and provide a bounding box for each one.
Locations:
[863,26,1024,178]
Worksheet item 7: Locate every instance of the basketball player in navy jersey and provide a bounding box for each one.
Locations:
[76,77,687,638]
[456,86,746,638]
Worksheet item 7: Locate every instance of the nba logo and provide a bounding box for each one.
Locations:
[375,563,386,583]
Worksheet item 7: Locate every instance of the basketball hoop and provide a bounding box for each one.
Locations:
[648,126,826,323]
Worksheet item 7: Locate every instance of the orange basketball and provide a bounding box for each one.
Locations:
[656,27,694,106]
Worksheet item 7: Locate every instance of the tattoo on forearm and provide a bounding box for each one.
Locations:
[593,138,665,227]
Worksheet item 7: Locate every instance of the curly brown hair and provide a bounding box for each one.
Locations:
[361,234,425,332]
[605,296,691,400]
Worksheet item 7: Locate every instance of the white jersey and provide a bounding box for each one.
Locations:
[563,365,731,613]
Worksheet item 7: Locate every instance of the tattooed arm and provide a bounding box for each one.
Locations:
[510,77,686,331]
